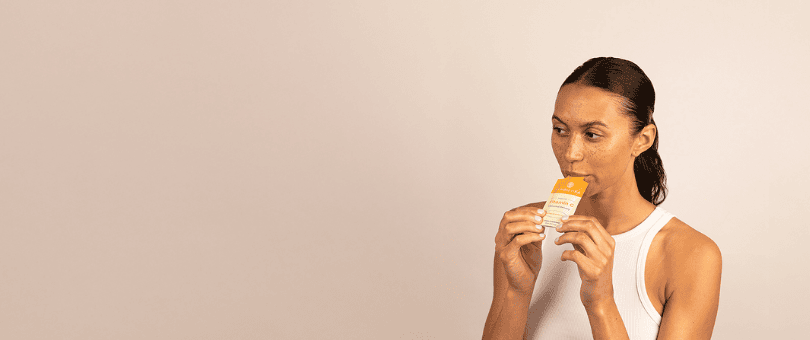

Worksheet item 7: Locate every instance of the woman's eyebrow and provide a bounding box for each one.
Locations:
[582,121,608,128]
[552,115,608,128]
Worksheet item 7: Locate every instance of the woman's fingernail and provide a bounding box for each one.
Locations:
[535,215,542,221]
[538,233,545,238]
[538,209,544,215]
[561,215,568,221]
[555,236,560,243]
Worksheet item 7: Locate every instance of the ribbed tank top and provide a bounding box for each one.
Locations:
[526,206,674,339]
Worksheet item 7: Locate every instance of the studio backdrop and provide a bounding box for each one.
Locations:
[1,1,808,339]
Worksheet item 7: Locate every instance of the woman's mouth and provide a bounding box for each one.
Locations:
[565,172,591,183]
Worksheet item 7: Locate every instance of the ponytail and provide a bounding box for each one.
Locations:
[633,119,667,205]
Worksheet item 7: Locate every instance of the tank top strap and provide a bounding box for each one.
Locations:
[635,207,675,325]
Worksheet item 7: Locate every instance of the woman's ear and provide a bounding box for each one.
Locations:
[632,124,657,157]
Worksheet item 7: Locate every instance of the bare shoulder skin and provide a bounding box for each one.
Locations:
[648,217,722,339]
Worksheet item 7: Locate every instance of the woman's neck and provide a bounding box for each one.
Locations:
[575,178,656,236]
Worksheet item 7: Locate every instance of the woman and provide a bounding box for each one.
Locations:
[482,57,722,339]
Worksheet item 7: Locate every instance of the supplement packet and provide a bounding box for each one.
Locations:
[540,177,589,229]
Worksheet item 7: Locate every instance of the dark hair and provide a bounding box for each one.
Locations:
[561,57,667,205]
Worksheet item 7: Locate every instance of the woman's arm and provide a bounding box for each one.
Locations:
[656,233,722,339]
[583,297,630,339]
[482,251,510,338]
[483,239,536,340]
[483,288,533,340]
[483,202,547,339]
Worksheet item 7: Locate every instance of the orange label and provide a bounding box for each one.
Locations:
[550,177,588,197]
[540,177,589,229]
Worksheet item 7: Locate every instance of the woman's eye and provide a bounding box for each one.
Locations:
[553,127,565,134]
[585,132,601,139]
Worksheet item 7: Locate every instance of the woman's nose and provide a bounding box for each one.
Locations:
[564,136,584,162]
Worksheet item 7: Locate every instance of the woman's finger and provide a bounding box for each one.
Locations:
[500,207,546,230]
[554,231,602,259]
[496,207,546,247]
[495,206,546,255]
[557,216,612,250]
[505,221,545,240]
[509,232,546,252]
[560,249,597,276]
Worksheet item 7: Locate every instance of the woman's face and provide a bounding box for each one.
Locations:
[551,84,640,199]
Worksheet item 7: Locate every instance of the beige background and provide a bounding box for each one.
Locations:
[1,1,808,339]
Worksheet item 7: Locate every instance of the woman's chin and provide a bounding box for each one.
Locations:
[582,188,599,201]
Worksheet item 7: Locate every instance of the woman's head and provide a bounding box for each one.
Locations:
[551,57,667,205]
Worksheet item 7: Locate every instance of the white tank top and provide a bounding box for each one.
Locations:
[526,206,674,339]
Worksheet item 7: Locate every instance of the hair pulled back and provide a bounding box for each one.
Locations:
[561,57,667,205]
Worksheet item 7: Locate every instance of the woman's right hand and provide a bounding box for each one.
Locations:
[495,205,547,295]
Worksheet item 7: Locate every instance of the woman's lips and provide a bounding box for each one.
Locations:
[565,173,590,183]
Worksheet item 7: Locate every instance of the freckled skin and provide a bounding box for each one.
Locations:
[551,83,656,234]
[552,84,635,202]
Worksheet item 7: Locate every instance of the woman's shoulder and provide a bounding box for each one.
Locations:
[657,216,722,290]
[658,217,721,261]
